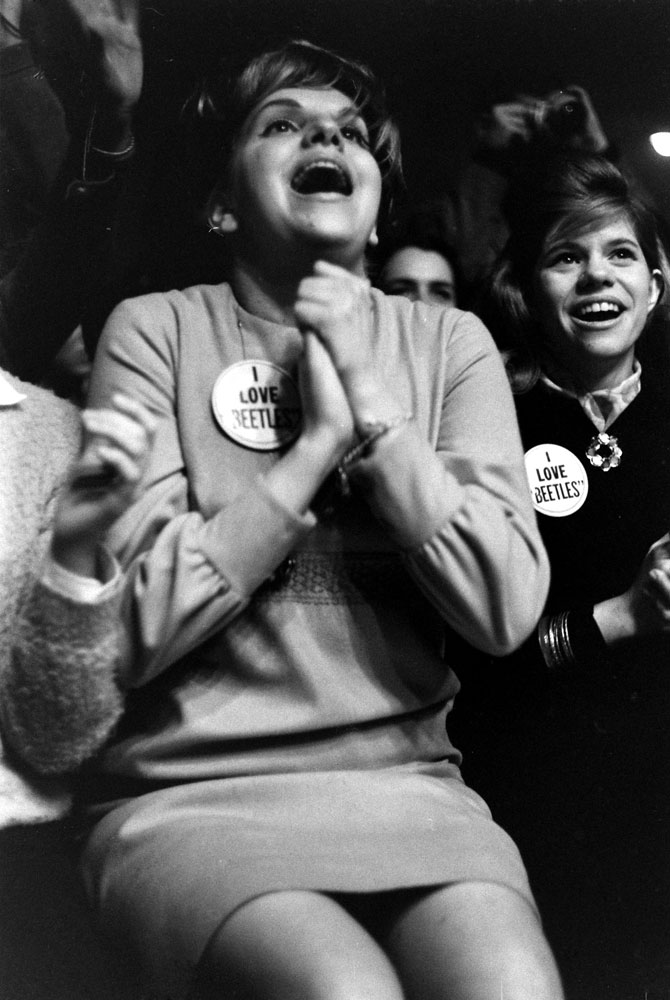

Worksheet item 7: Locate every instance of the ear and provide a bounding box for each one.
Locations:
[367,226,379,248]
[207,189,238,235]
[648,268,664,313]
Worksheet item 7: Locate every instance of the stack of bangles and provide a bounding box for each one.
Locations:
[537,607,609,673]
[537,611,576,671]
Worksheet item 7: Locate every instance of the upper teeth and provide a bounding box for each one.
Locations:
[291,160,349,193]
[577,302,621,316]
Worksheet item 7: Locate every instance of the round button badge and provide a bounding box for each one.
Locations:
[524,443,589,517]
[212,360,302,451]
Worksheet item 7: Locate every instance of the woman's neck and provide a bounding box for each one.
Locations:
[229,248,368,325]
[541,349,636,395]
[230,266,300,325]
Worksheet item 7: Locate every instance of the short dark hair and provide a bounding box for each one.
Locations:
[185,39,403,223]
[375,201,462,296]
[483,153,666,391]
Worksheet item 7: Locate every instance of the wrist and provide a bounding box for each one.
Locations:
[295,426,348,476]
[342,378,406,436]
[593,593,636,645]
[51,535,100,580]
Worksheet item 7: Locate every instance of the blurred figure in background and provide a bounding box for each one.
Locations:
[0,0,141,394]
[377,201,461,308]
[451,85,612,296]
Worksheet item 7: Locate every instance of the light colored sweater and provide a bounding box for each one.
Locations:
[86,284,549,791]
[0,371,124,824]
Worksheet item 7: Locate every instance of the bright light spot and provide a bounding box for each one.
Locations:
[650,132,670,156]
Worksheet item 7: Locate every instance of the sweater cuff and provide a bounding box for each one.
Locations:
[201,475,316,595]
[42,547,121,604]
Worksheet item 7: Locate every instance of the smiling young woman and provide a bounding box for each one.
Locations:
[77,40,560,1000]
[453,152,670,996]
[532,218,661,391]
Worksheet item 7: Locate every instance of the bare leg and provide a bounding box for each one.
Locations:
[381,882,564,1000]
[189,889,405,1000]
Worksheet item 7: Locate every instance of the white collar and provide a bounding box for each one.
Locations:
[540,360,642,432]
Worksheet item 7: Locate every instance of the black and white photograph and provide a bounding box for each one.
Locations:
[1,1,669,998]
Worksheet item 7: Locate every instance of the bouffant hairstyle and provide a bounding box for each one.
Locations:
[184,39,403,224]
[482,153,666,392]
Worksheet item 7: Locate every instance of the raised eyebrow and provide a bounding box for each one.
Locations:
[337,107,368,125]
[539,242,582,263]
[256,98,302,113]
[604,237,640,251]
[254,98,364,121]
[543,238,581,253]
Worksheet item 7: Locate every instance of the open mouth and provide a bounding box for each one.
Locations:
[572,301,623,323]
[290,160,353,196]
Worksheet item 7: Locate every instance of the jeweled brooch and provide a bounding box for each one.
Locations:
[586,432,622,471]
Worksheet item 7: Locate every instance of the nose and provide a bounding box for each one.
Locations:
[577,253,614,289]
[302,117,342,149]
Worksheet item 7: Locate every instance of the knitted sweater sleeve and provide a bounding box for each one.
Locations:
[0,578,125,775]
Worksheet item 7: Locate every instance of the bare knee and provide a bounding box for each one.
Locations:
[384,882,564,1000]
[189,890,405,1000]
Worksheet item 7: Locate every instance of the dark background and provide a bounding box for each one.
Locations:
[137,0,670,220]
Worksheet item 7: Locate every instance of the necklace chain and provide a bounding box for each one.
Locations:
[235,307,247,360]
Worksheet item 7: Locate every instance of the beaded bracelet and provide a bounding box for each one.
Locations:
[340,413,414,470]
[336,413,413,499]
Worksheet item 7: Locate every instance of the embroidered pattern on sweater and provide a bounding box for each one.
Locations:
[255,551,415,606]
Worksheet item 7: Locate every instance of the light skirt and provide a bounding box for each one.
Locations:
[81,761,534,998]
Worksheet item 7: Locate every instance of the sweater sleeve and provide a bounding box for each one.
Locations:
[348,310,550,656]
[0,576,125,775]
[87,296,316,687]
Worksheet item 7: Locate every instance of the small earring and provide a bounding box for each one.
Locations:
[368,228,379,247]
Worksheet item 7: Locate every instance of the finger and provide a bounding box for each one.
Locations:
[81,409,152,457]
[297,276,342,303]
[313,260,371,289]
[312,260,351,279]
[90,443,143,486]
[297,277,370,312]
[110,393,159,436]
[647,533,670,560]
[116,0,140,27]
[563,85,588,101]
[294,301,331,337]
[647,568,670,608]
